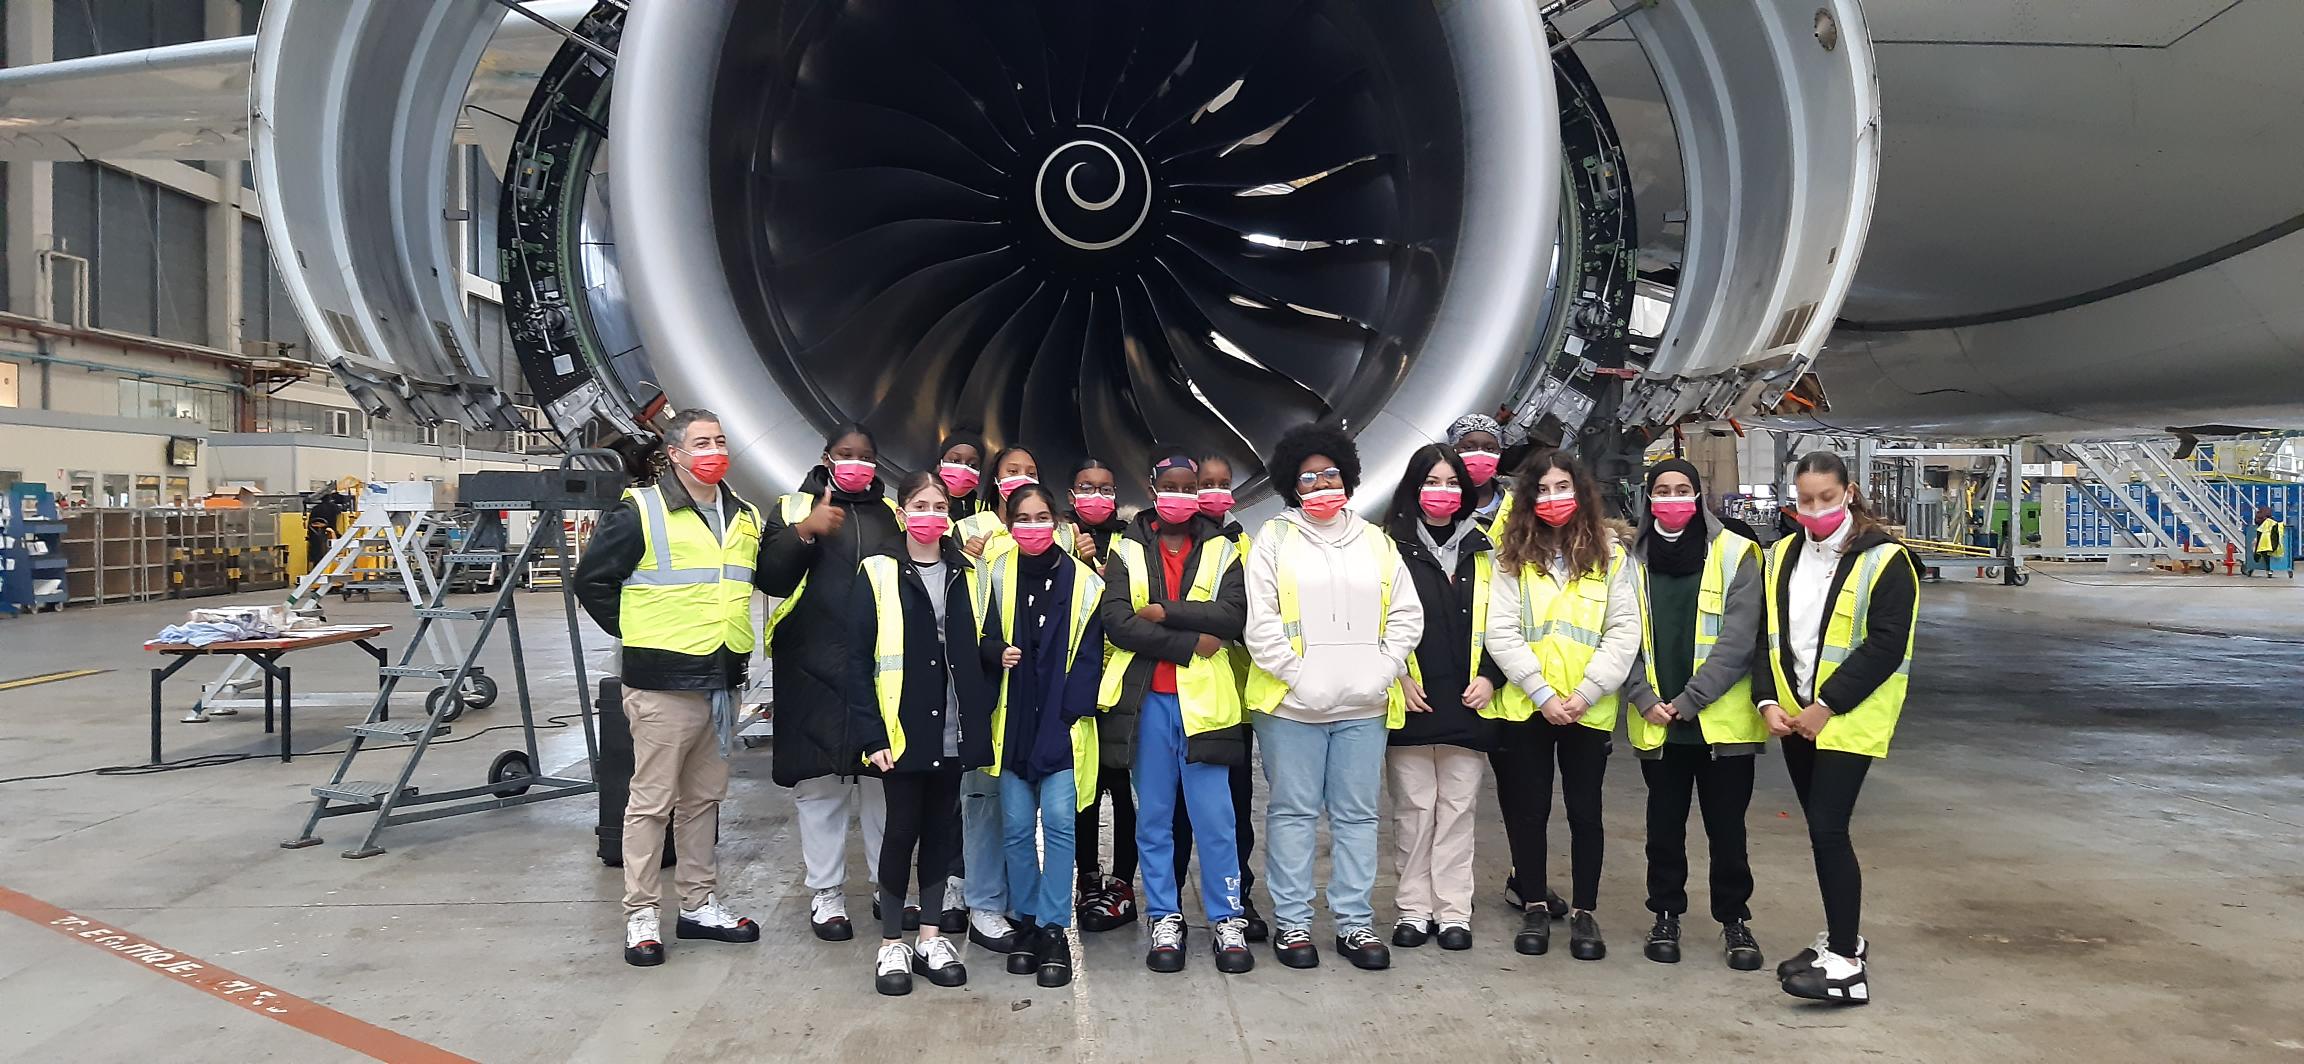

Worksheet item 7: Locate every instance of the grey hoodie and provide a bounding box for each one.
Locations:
[1243,508,1425,724]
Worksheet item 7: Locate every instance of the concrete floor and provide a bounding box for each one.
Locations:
[0,566,2299,1063]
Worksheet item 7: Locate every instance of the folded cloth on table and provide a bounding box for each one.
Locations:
[148,618,278,647]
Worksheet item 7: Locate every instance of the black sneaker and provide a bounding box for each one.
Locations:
[1392,918,1434,948]
[1436,923,1473,951]
[1213,916,1256,974]
[1079,875,1138,932]
[1336,926,1391,971]
[1569,910,1606,961]
[1241,897,1270,943]
[1035,926,1073,988]
[1004,915,1041,976]
[1781,948,1869,1005]
[1503,875,1567,919]
[912,935,967,988]
[1723,920,1764,971]
[1146,913,1188,973]
[1778,931,1867,979]
[1514,908,1551,956]
[1274,926,1320,969]
[624,911,665,967]
[874,941,913,996]
[872,897,921,932]
[1643,913,1681,964]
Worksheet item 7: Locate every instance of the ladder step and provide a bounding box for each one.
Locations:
[378,665,458,678]
[414,607,488,620]
[448,552,504,564]
[312,781,398,803]
[347,720,441,740]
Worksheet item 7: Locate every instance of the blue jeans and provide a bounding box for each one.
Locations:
[1253,711,1387,932]
[1134,692,1242,923]
[1000,769,1077,927]
[960,769,1007,915]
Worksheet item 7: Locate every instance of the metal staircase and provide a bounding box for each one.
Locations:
[2064,440,2253,561]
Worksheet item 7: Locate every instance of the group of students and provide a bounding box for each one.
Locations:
[578,408,1917,1009]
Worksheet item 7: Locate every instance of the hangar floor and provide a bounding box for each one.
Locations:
[1,569,2299,1063]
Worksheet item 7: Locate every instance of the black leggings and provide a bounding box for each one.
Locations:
[1173,745,1258,895]
[879,770,961,939]
[1640,744,1755,923]
[1781,735,1872,956]
[1490,719,1609,912]
[1076,766,1138,883]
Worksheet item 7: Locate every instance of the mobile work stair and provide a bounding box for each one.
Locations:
[191,500,489,723]
[2062,440,2254,567]
[283,458,626,858]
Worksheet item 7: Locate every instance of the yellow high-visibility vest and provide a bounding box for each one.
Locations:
[2257,518,2285,556]
[765,491,903,643]
[1385,549,1527,727]
[1762,538,1917,758]
[1510,544,1626,733]
[618,484,762,657]
[1244,520,1396,713]
[986,550,1104,810]
[1627,530,1762,750]
[858,553,985,768]
[1098,536,1244,737]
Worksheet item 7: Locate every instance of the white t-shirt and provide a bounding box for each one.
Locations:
[1785,521,1854,704]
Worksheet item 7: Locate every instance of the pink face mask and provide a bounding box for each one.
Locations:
[1072,493,1117,525]
[1299,488,1348,521]
[1797,503,1849,540]
[996,474,1036,499]
[1419,485,1462,522]
[937,462,980,497]
[829,459,876,494]
[1154,491,1200,525]
[1458,451,1501,487]
[1650,496,1699,533]
[1533,491,1579,527]
[1197,488,1234,518]
[904,511,950,544]
[1010,521,1057,555]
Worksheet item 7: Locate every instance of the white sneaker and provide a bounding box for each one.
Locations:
[874,941,914,996]
[810,887,854,941]
[624,910,664,966]
[914,935,967,987]
[677,893,759,942]
[1781,948,1869,1004]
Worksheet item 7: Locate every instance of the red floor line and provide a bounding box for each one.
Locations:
[0,884,476,1064]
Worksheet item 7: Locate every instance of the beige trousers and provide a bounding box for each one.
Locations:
[622,687,730,914]
[1386,744,1485,925]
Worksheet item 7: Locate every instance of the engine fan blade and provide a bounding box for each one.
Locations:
[1164,217,1392,331]
[1170,159,1398,245]
[771,92,1009,194]
[762,167,1006,263]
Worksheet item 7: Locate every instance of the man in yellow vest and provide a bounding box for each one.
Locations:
[575,409,767,968]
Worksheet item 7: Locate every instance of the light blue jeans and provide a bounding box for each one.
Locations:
[961,769,1008,916]
[1253,711,1387,932]
[1001,769,1078,927]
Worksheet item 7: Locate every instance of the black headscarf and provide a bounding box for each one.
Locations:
[1639,457,1709,577]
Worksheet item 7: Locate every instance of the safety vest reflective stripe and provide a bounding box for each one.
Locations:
[766,491,904,644]
[1762,537,1916,758]
[1097,536,1244,739]
[860,557,908,767]
[1628,530,1761,751]
[988,550,1104,810]
[1245,521,1393,714]
[1510,544,1624,733]
[619,485,761,657]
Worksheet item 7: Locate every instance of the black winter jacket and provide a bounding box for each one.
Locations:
[845,539,995,775]
[1385,516,1506,751]
[1751,527,1919,715]
[573,475,766,692]
[758,466,904,785]
[1095,512,1249,768]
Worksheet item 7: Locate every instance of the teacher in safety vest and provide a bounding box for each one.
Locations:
[1620,457,1768,972]
[758,423,905,941]
[573,408,767,968]
[1755,450,1919,1006]
[1096,448,1258,975]
[1243,423,1425,973]
[1484,449,1641,963]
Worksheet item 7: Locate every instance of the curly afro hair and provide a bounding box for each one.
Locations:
[1267,421,1360,506]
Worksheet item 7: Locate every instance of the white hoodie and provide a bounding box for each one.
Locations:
[1243,508,1425,724]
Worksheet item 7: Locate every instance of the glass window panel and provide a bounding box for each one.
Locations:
[51,163,99,323]
[95,166,158,335]
[53,0,100,61]
[155,185,210,345]
[240,217,271,346]
[152,0,201,47]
